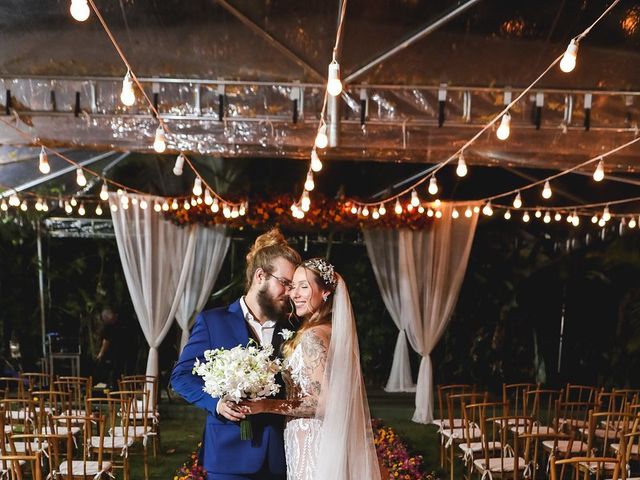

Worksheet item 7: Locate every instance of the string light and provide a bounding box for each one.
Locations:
[523,211,530,222]
[192,177,203,196]
[428,176,438,195]
[560,39,579,73]
[120,71,136,106]
[417,205,425,214]
[452,208,459,219]
[542,180,552,199]
[41,201,49,212]
[543,211,551,223]
[19,201,27,212]
[394,199,402,215]
[327,60,343,97]
[572,212,580,227]
[362,206,370,217]
[78,203,86,216]
[64,202,72,214]
[211,198,219,213]
[465,206,473,218]
[456,151,468,177]
[304,172,315,191]
[35,199,42,212]
[630,217,637,229]
[173,153,185,176]
[38,147,50,174]
[183,200,191,210]
[0,200,7,211]
[239,202,247,216]
[411,189,420,207]
[139,199,148,210]
[171,199,179,210]
[70,197,78,207]
[99,182,109,201]
[591,214,599,224]
[379,203,386,216]
[482,202,493,216]
[603,206,611,222]
[95,204,103,216]
[598,217,606,227]
[566,213,573,223]
[310,150,323,172]
[435,210,443,219]
[153,126,166,153]
[76,168,87,187]
[473,205,480,214]
[513,192,522,209]
[593,159,605,182]
[535,210,542,219]
[504,209,511,220]
[231,206,239,218]
[350,205,358,215]
[372,209,380,220]
[204,190,213,205]
[223,204,231,218]
[496,112,511,140]
[190,197,197,206]
[110,203,118,212]
[314,124,328,149]
[555,212,562,222]
[162,200,169,211]
[301,191,311,212]
[427,208,434,217]
[70,0,90,22]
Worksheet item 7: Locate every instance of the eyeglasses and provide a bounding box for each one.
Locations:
[266,272,293,290]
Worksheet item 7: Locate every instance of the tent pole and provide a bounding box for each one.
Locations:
[36,222,47,359]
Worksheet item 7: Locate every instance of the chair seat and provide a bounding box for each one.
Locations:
[40,425,82,436]
[459,441,502,454]
[0,460,26,472]
[541,439,588,453]
[90,435,134,449]
[558,418,589,429]
[7,410,30,420]
[611,443,640,455]
[440,426,482,441]
[578,427,620,440]
[473,456,527,473]
[10,440,49,453]
[59,460,113,477]
[434,418,465,428]
[510,425,555,435]
[578,460,618,473]
[110,426,152,438]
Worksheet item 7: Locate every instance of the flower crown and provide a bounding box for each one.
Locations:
[302,258,337,289]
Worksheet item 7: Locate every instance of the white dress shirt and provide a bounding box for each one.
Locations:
[240,296,276,346]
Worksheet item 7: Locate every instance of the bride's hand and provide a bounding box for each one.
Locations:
[238,399,266,415]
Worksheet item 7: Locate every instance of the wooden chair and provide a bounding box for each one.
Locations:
[503,383,537,422]
[435,384,474,430]
[119,377,160,456]
[565,384,600,403]
[20,373,50,394]
[7,432,65,478]
[0,379,26,400]
[549,455,622,480]
[460,401,507,479]
[556,399,598,433]
[54,377,91,419]
[0,452,43,480]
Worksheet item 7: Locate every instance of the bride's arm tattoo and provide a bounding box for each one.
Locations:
[258,328,329,418]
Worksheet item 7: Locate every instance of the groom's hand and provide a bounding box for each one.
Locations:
[218,400,246,422]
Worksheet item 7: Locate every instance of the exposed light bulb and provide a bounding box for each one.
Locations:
[192,177,203,196]
[362,206,370,217]
[314,124,328,149]
[598,217,606,227]
[305,172,315,191]
[513,192,522,209]
[394,199,402,215]
[572,214,580,227]
[211,198,220,213]
[435,210,443,219]
[465,206,473,218]
[301,191,311,210]
[162,200,169,211]
[184,200,191,210]
[153,126,166,153]
[9,194,19,207]
[378,203,386,216]
[535,210,542,219]
[566,213,573,223]
[173,153,185,176]
[603,206,611,222]
[35,199,42,212]
[593,159,605,182]
[204,190,213,205]
[70,197,78,207]
[542,180,552,199]
[95,204,103,216]
[190,197,197,206]
[372,209,380,220]
[38,147,50,174]
[496,112,511,140]
[0,200,7,211]
[18,201,27,212]
[560,39,578,73]
[70,0,90,22]
[523,211,530,222]
[411,189,420,207]
[428,176,438,195]
[327,61,343,97]
[310,150,323,172]
[231,206,239,218]
[76,168,87,187]
[171,199,179,210]
[555,212,562,222]
[452,208,459,219]
[456,152,468,177]
[629,217,637,229]
[427,208,434,217]
[100,182,109,201]
[482,202,493,216]
[223,204,231,218]
[42,200,49,212]
[591,214,599,224]
[543,212,551,223]
[407,204,413,212]
[239,203,246,216]
[120,72,136,106]
[417,205,425,214]
[110,203,118,212]
[140,199,148,210]
[78,203,85,216]
[350,205,358,215]
[64,201,73,214]
[504,209,512,220]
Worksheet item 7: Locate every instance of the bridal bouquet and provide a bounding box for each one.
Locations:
[193,341,282,440]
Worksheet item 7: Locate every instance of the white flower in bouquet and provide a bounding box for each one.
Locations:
[192,341,282,440]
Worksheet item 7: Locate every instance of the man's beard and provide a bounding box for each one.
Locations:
[256,285,288,321]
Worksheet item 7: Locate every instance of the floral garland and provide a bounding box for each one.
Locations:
[372,419,437,480]
[174,423,436,480]
[166,194,435,231]
[173,444,206,480]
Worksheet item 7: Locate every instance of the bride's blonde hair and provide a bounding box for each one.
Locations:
[282,258,337,358]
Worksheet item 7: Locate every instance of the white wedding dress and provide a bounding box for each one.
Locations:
[282,335,323,480]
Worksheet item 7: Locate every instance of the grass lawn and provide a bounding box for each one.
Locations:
[128,389,446,479]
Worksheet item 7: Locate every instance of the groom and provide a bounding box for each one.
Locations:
[171,229,301,480]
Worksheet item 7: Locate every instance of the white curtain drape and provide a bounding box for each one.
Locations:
[110,193,196,377]
[175,226,230,353]
[364,203,478,423]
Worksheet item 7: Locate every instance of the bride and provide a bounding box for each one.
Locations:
[240,258,381,480]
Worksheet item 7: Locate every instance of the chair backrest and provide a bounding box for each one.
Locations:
[20,373,50,394]
[0,452,43,480]
[462,401,508,450]
[444,392,488,434]
[86,396,133,455]
[612,388,639,407]
[524,388,563,426]
[503,383,537,418]
[0,399,38,436]
[549,455,621,480]
[52,412,106,477]
[108,389,150,434]
[585,410,634,457]
[596,391,629,413]
[0,378,26,400]
[483,415,533,480]
[7,432,65,476]
[120,375,159,409]
[436,384,473,424]
[565,384,599,403]
[54,376,91,414]
[555,400,598,432]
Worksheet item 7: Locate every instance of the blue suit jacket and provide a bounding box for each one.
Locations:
[170,300,286,475]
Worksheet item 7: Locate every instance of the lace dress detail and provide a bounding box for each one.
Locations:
[282,338,323,480]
